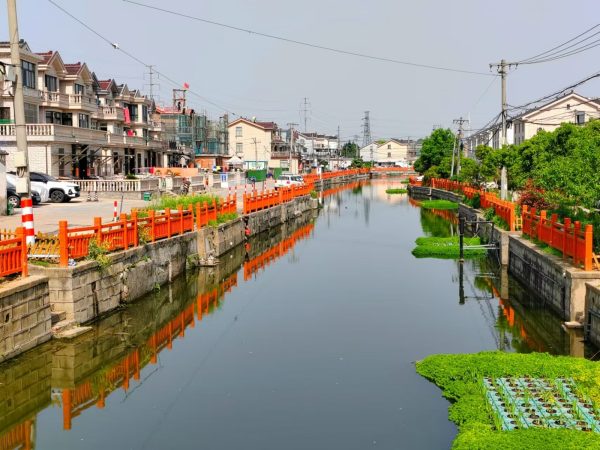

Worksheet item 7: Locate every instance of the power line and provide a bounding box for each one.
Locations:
[47,0,237,116]
[518,24,600,63]
[519,37,600,65]
[123,0,496,77]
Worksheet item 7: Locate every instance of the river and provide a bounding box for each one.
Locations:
[0,180,595,449]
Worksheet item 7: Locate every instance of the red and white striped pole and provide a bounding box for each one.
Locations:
[21,198,34,245]
[113,200,118,222]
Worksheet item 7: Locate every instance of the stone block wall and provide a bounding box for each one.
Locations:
[30,231,198,324]
[197,218,245,259]
[0,276,51,362]
[585,283,600,347]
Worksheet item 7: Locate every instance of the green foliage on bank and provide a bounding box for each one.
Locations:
[150,193,221,211]
[385,188,408,194]
[421,199,459,210]
[412,236,486,259]
[416,352,600,449]
[208,212,239,227]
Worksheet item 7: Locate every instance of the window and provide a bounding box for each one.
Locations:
[78,114,89,128]
[142,105,148,123]
[74,83,85,95]
[45,110,62,124]
[21,61,36,89]
[61,113,72,126]
[576,111,586,125]
[387,144,391,149]
[24,103,38,123]
[0,107,10,122]
[236,142,243,154]
[44,75,57,92]
[235,126,242,137]
[387,152,392,158]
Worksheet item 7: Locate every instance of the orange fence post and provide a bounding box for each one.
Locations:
[59,220,69,267]
[94,217,103,246]
[149,210,156,242]
[16,227,28,277]
[563,218,571,259]
[585,224,593,271]
[131,211,139,247]
[178,205,184,235]
[120,213,128,250]
[195,202,201,230]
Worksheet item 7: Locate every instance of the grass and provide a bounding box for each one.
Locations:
[421,199,459,210]
[412,236,487,259]
[385,188,408,194]
[416,352,600,449]
[208,212,239,227]
[521,234,564,258]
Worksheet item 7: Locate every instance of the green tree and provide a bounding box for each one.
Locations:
[341,141,360,158]
[414,128,456,174]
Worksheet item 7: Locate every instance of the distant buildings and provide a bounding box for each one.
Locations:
[359,139,416,166]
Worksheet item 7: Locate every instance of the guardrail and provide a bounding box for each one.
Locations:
[71,178,160,193]
[522,206,593,271]
[427,177,595,270]
[0,228,28,277]
[243,183,313,214]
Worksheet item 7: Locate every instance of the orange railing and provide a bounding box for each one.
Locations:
[0,228,28,277]
[408,176,423,187]
[430,178,517,231]
[243,183,314,214]
[58,196,237,267]
[521,205,593,271]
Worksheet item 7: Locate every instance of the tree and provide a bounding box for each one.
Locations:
[414,128,455,174]
[341,141,360,158]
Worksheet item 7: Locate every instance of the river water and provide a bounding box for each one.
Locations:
[0,180,596,449]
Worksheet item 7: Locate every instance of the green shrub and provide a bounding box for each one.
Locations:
[149,194,221,212]
[385,188,408,194]
[87,238,111,271]
[412,236,487,259]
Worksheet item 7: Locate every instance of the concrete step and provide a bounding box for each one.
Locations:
[51,310,66,325]
[51,319,77,334]
[54,326,93,340]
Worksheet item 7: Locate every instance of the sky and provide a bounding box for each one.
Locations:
[3,0,600,142]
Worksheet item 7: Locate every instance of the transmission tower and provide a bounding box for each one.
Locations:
[301,97,310,132]
[362,111,371,147]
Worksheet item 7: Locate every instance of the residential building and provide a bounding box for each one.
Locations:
[0,41,165,177]
[296,132,339,162]
[228,117,300,173]
[359,139,411,166]
[512,92,600,145]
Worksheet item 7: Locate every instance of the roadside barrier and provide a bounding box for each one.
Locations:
[243,183,314,214]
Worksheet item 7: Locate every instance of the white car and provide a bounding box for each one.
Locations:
[30,172,80,202]
[6,173,49,203]
[275,174,304,189]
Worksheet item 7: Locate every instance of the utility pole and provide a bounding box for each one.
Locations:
[287,122,298,174]
[251,137,261,170]
[452,117,469,176]
[337,125,340,170]
[490,59,516,199]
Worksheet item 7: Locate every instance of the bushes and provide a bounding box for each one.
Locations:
[385,188,408,194]
[412,236,486,259]
[149,194,220,211]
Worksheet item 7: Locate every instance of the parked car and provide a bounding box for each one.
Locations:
[7,185,42,208]
[275,174,304,189]
[6,173,49,203]
[28,172,80,202]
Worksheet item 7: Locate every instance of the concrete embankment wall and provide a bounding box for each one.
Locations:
[409,185,600,331]
[0,275,52,363]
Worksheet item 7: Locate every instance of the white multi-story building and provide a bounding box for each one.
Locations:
[359,139,411,166]
[0,41,166,177]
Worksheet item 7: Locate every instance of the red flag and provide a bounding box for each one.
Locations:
[183,82,190,89]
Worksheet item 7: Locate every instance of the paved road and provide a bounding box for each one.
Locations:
[0,180,276,234]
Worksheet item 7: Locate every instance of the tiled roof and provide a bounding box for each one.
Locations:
[255,121,276,130]
[36,51,54,63]
[64,62,82,75]
[98,80,112,90]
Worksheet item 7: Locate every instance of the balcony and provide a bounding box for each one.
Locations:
[0,123,164,150]
[92,106,124,121]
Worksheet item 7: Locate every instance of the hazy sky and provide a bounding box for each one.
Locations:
[3,0,600,141]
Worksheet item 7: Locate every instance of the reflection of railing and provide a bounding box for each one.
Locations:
[244,223,314,280]
[0,419,33,450]
[321,180,365,198]
[60,272,239,430]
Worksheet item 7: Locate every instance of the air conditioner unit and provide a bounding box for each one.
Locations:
[54,112,61,120]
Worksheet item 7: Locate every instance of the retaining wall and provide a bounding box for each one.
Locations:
[0,276,52,362]
[30,231,198,325]
[585,284,600,347]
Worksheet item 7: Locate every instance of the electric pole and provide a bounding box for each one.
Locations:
[251,137,261,170]
[7,0,30,199]
[287,122,297,174]
[337,125,340,170]
[452,117,469,176]
[489,59,516,199]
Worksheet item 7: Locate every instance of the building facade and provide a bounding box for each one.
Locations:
[359,139,411,166]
